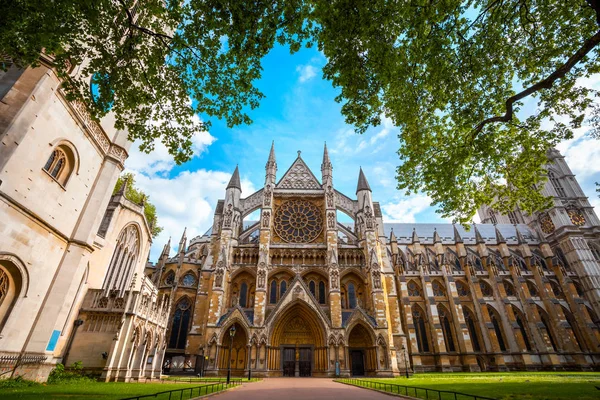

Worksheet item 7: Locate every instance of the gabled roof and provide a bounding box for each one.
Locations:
[276,152,322,190]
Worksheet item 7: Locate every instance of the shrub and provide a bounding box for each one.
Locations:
[0,376,40,388]
[47,362,95,384]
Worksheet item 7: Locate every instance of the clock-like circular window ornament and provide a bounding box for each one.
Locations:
[540,214,555,234]
[274,200,323,243]
[568,208,586,226]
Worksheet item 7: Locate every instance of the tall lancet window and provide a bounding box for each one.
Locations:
[102,224,140,295]
[548,171,566,197]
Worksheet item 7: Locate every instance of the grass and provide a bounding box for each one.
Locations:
[1,380,235,400]
[340,372,600,400]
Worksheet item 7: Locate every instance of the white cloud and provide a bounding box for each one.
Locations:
[126,114,215,176]
[130,168,255,259]
[124,113,256,261]
[381,195,432,223]
[561,137,600,179]
[296,64,317,83]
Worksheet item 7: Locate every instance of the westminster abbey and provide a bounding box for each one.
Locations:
[1,59,600,382]
[154,145,600,377]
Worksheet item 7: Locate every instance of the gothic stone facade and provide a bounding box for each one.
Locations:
[0,59,167,381]
[155,145,600,376]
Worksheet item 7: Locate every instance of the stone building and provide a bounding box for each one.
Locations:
[0,56,167,381]
[155,144,600,376]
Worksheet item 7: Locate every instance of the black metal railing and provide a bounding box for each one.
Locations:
[120,379,242,400]
[336,378,497,400]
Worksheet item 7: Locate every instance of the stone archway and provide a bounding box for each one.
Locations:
[347,323,376,376]
[269,302,327,376]
[218,322,248,376]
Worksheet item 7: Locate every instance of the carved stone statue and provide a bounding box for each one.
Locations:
[262,210,271,228]
[257,269,266,289]
[224,204,233,228]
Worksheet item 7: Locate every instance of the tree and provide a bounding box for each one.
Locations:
[3,0,600,223]
[113,173,162,238]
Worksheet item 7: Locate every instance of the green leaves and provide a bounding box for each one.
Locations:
[3,0,599,223]
[113,173,162,238]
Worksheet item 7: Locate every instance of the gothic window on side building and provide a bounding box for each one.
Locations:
[102,224,140,295]
[488,306,508,352]
[503,280,515,297]
[318,281,326,304]
[181,272,196,287]
[455,281,469,297]
[168,298,191,349]
[269,280,277,304]
[463,308,481,352]
[407,281,422,297]
[239,282,248,308]
[347,283,357,309]
[479,281,493,297]
[280,281,287,299]
[438,306,456,352]
[164,271,175,286]
[43,145,76,186]
[507,211,519,225]
[412,306,430,353]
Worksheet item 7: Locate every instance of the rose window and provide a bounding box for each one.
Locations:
[274,200,323,243]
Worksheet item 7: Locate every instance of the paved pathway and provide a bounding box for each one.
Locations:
[210,378,403,399]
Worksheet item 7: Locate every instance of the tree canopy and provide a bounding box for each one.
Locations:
[2,0,600,223]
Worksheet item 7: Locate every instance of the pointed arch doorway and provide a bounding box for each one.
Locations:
[270,302,327,377]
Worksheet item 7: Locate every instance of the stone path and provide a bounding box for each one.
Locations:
[210,378,403,399]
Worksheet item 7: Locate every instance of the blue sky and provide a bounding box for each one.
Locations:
[125,44,600,261]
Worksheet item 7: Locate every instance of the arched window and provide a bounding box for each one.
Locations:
[102,224,140,295]
[488,306,507,351]
[538,308,558,351]
[573,281,584,297]
[463,308,481,352]
[412,306,429,352]
[164,271,175,286]
[279,280,287,299]
[43,145,75,186]
[0,260,23,332]
[168,298,191,349]
[526,280,538,297]
[479,281,493,297]
[514,310,532,351]
[407,281,421,297]
[507,211,519,225]
[309,281,316,297]
[553,247,571,271]
[438,307,456,352]
[318,281,326,304]
[503,281,515,297]
[181,272,196,287]
[550,280,564,299]
[432,281,445,297]
[269,280,277,304]
[548,171,566,197]
[239,282,248,308]
[456,281,469,296]
[347,283,357,309]
[488,209,497,224]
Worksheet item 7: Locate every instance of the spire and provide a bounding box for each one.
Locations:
[411,227,420,244]
[389,228,397,243]
[267,141,276,166]
[494,225,506,244]
[433,228,441,244]
[473,223,485,244]
[356,167,372,194]
[322,142,331,167]
[227,165,242,190]
[322,142,333,181]
[161,237,172,259]
[178,228,187,254]
[453,223,463,243]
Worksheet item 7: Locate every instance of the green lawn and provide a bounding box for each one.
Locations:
[2,381,233,400]
[342,372,600,400]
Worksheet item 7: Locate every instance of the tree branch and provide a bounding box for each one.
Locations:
[471,29,600,139]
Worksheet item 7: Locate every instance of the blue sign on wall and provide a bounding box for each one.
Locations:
[46,330,61,352]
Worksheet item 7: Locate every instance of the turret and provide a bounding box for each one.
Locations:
[178,227,187,255]
[265,141,277,185]
[321,142,332,182]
